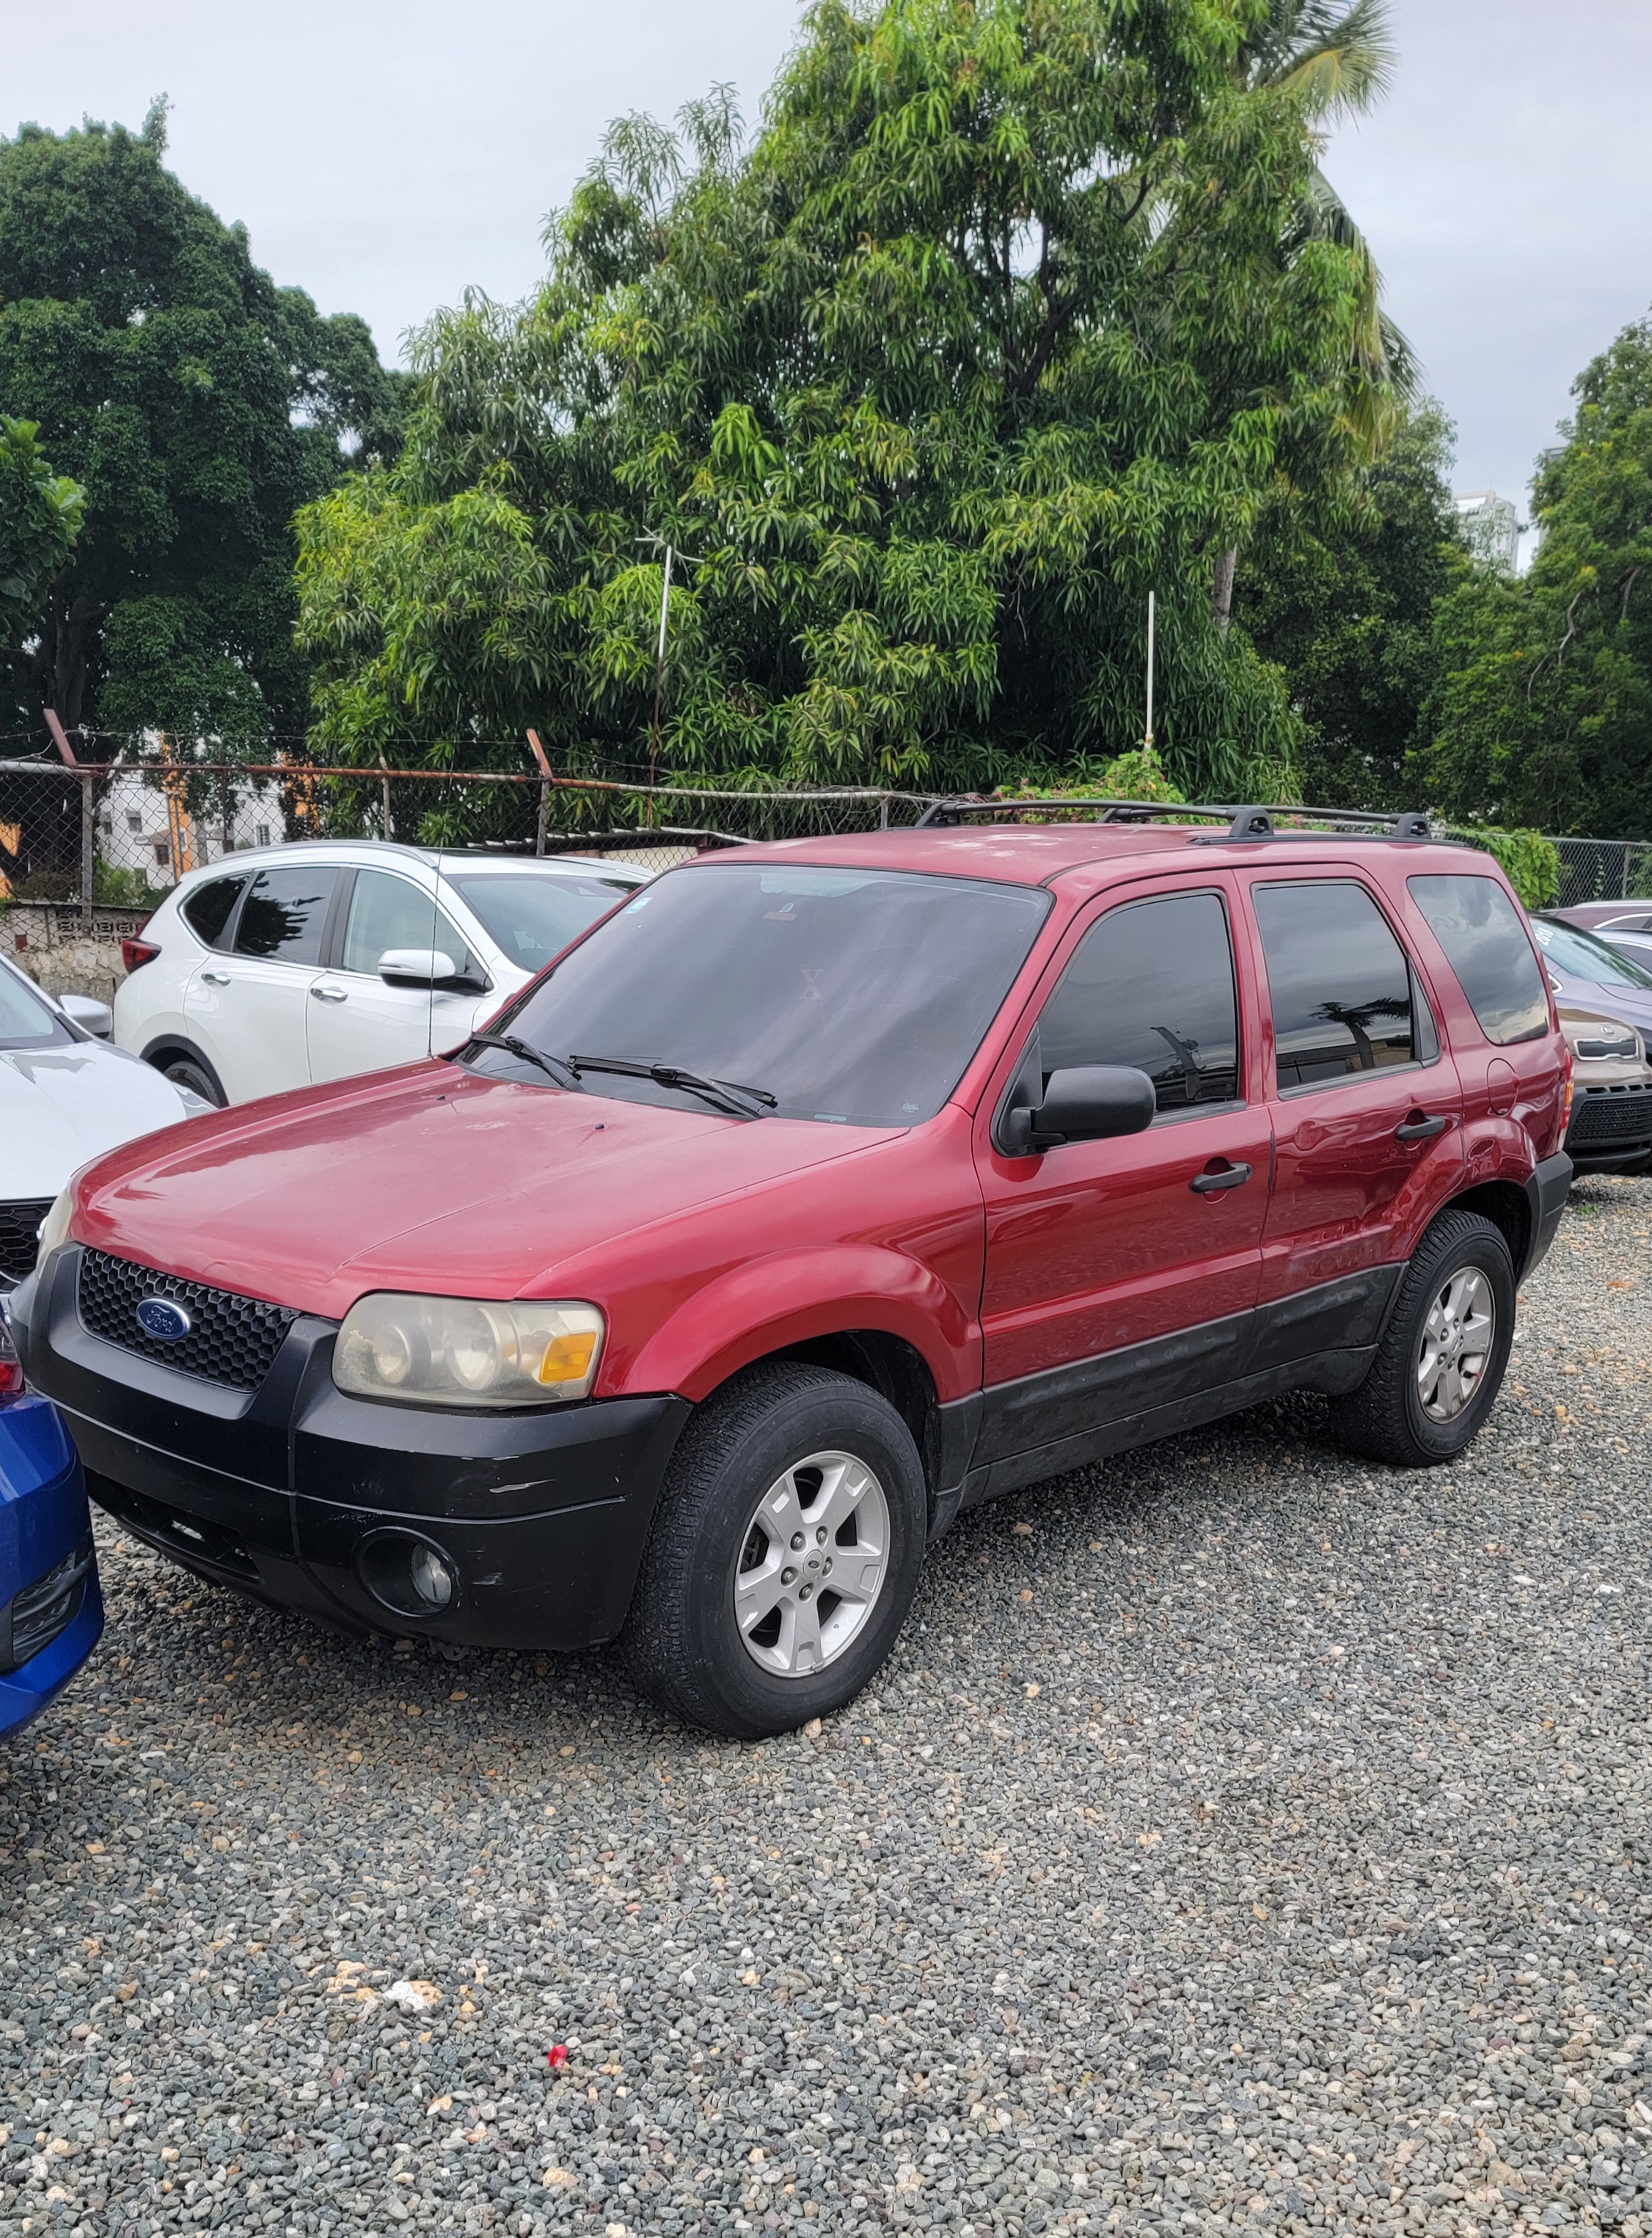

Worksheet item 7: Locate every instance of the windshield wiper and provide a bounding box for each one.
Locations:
[466,1032,584,1092]
[569,1053,776,1120]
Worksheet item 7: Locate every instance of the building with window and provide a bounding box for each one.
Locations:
[1453,489,1521,571]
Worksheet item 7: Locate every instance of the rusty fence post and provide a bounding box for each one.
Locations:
[43,709,94,917]
[526,729,552,855]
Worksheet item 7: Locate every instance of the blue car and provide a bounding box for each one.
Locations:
[1,1307,102,1733]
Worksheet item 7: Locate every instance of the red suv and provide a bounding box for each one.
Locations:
[14,811,1571,1737]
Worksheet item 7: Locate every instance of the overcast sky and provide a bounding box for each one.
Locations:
[9,0,1651,538]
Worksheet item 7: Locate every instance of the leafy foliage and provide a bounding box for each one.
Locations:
[297,0,1403,804]
[0,415,84,654]
[1237,401,1462,805]
[0,101,405,756]
[1416,312,1652,836]
[1447,824,1561,910]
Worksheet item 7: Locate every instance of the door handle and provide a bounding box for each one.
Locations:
[1395,1113,1449,1142]
[310,984,348,1005]
[200,969,230,987]
[1190,1160,1252,1194]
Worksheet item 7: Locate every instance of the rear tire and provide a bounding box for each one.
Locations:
[1331,1209,1515,1466]
[157,1053,225,1107]
[619,1363,927,1739]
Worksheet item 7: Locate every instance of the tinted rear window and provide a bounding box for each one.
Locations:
[1409,875,1549,1045]
[181,874,244,948]
[233,867,338,964]
[1254,881,1417,1089]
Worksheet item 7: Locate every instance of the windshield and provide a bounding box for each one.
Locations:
[0,962,70,1050]
[449,870,638,973]
[470,862,1051,1125]
[1532,916,1652,989]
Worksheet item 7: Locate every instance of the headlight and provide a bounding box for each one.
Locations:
[333,1294,605,1408]
[35,1188,73,1270]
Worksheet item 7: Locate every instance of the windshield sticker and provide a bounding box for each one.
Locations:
[623,894,653,912]
[800,969,825,1001]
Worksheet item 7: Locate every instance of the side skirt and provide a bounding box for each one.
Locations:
[958,1346,1378,1510]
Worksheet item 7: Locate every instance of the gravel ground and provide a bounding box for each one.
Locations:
[3,1177,1649,2238]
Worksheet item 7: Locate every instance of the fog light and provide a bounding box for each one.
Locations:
[409,1544,454,1610]
[358,1531,460,1620]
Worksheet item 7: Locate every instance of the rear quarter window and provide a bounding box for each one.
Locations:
[1408,874,1549,1045]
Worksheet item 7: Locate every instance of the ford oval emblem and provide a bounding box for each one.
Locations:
[136,1296,191,1343]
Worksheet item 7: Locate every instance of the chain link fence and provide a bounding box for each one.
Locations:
[1549,836,1652,909]
[6,749,1652,998]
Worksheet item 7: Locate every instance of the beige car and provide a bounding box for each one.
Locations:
[1558,1006,1652,1174]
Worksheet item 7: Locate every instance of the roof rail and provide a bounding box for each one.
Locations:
[913,795,1439,838]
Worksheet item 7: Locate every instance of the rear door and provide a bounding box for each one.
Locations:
[182,864,337,1102]
[306,867,489,1084]
[973,877,1271,1477]
[1240,873,1465,1370]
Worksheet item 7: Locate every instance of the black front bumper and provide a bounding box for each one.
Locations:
[14,1248,690,1650]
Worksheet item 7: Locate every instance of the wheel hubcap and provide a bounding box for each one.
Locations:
[733,1449,891,1679]
[1416,1265,1496,1422]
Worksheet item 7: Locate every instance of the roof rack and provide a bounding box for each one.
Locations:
[913,797,1436,842]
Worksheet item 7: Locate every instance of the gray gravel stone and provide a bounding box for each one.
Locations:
[3,1176,1649,2238]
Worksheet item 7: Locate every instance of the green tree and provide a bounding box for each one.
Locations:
[1416,312,1652,835]
[0,414,84,669]
[0,100,405,756]
[1236,401,1462,805]
[297,0,1403,815]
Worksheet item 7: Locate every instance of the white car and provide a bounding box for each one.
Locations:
[113,841,649,1106]
[1,952,209,1290]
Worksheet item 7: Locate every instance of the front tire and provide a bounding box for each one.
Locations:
[620,1363,927,1739]
[1331,1208,1516,1466]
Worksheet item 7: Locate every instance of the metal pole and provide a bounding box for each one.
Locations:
[80,772,94,919]
[648,546,673,816]
[1144,590,1156,750]
[525,729,553,855]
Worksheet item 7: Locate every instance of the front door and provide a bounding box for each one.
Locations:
[183,864,339,1102]
[1243,874,1465,1367]
[306,867,486,1084]
[973,880,1271,1479]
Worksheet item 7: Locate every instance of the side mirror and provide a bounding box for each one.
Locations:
[998,1064,1157,1155]
[377,948,488,994]
[59,992,113,1038]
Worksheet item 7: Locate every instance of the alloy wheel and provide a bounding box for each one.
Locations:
[1416,1266,1496,1422]
[732,1449,891,1679]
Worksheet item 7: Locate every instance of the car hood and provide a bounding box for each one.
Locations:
[1,1042,200,1202]
[69,1062,902,1318]
[1543,963,1652,1031]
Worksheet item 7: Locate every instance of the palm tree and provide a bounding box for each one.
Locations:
[1211,0,1417,633]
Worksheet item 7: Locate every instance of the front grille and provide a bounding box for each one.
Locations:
[1568,1083,1652,1149]
[0,1530,92,1673]
[76,1248,298,1390]
[0,1199,52,1284]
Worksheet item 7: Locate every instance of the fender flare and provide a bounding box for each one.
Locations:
[620,1244,973,1405]
[137,1033,227,1105]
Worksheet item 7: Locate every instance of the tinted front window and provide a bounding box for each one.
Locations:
[233,868,337,964]
[1037,891,1240,1112]
[1529,915,1652,990]
[0,962,69,1050]
[342,870,472,978]
[180,874,244,948]
[1254,881,1415,1090]
[450,871,636,973]
[1410,875,1551,1043]
[489,863,1050,1126]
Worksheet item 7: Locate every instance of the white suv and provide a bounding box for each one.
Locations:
[114,841,648,1105]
